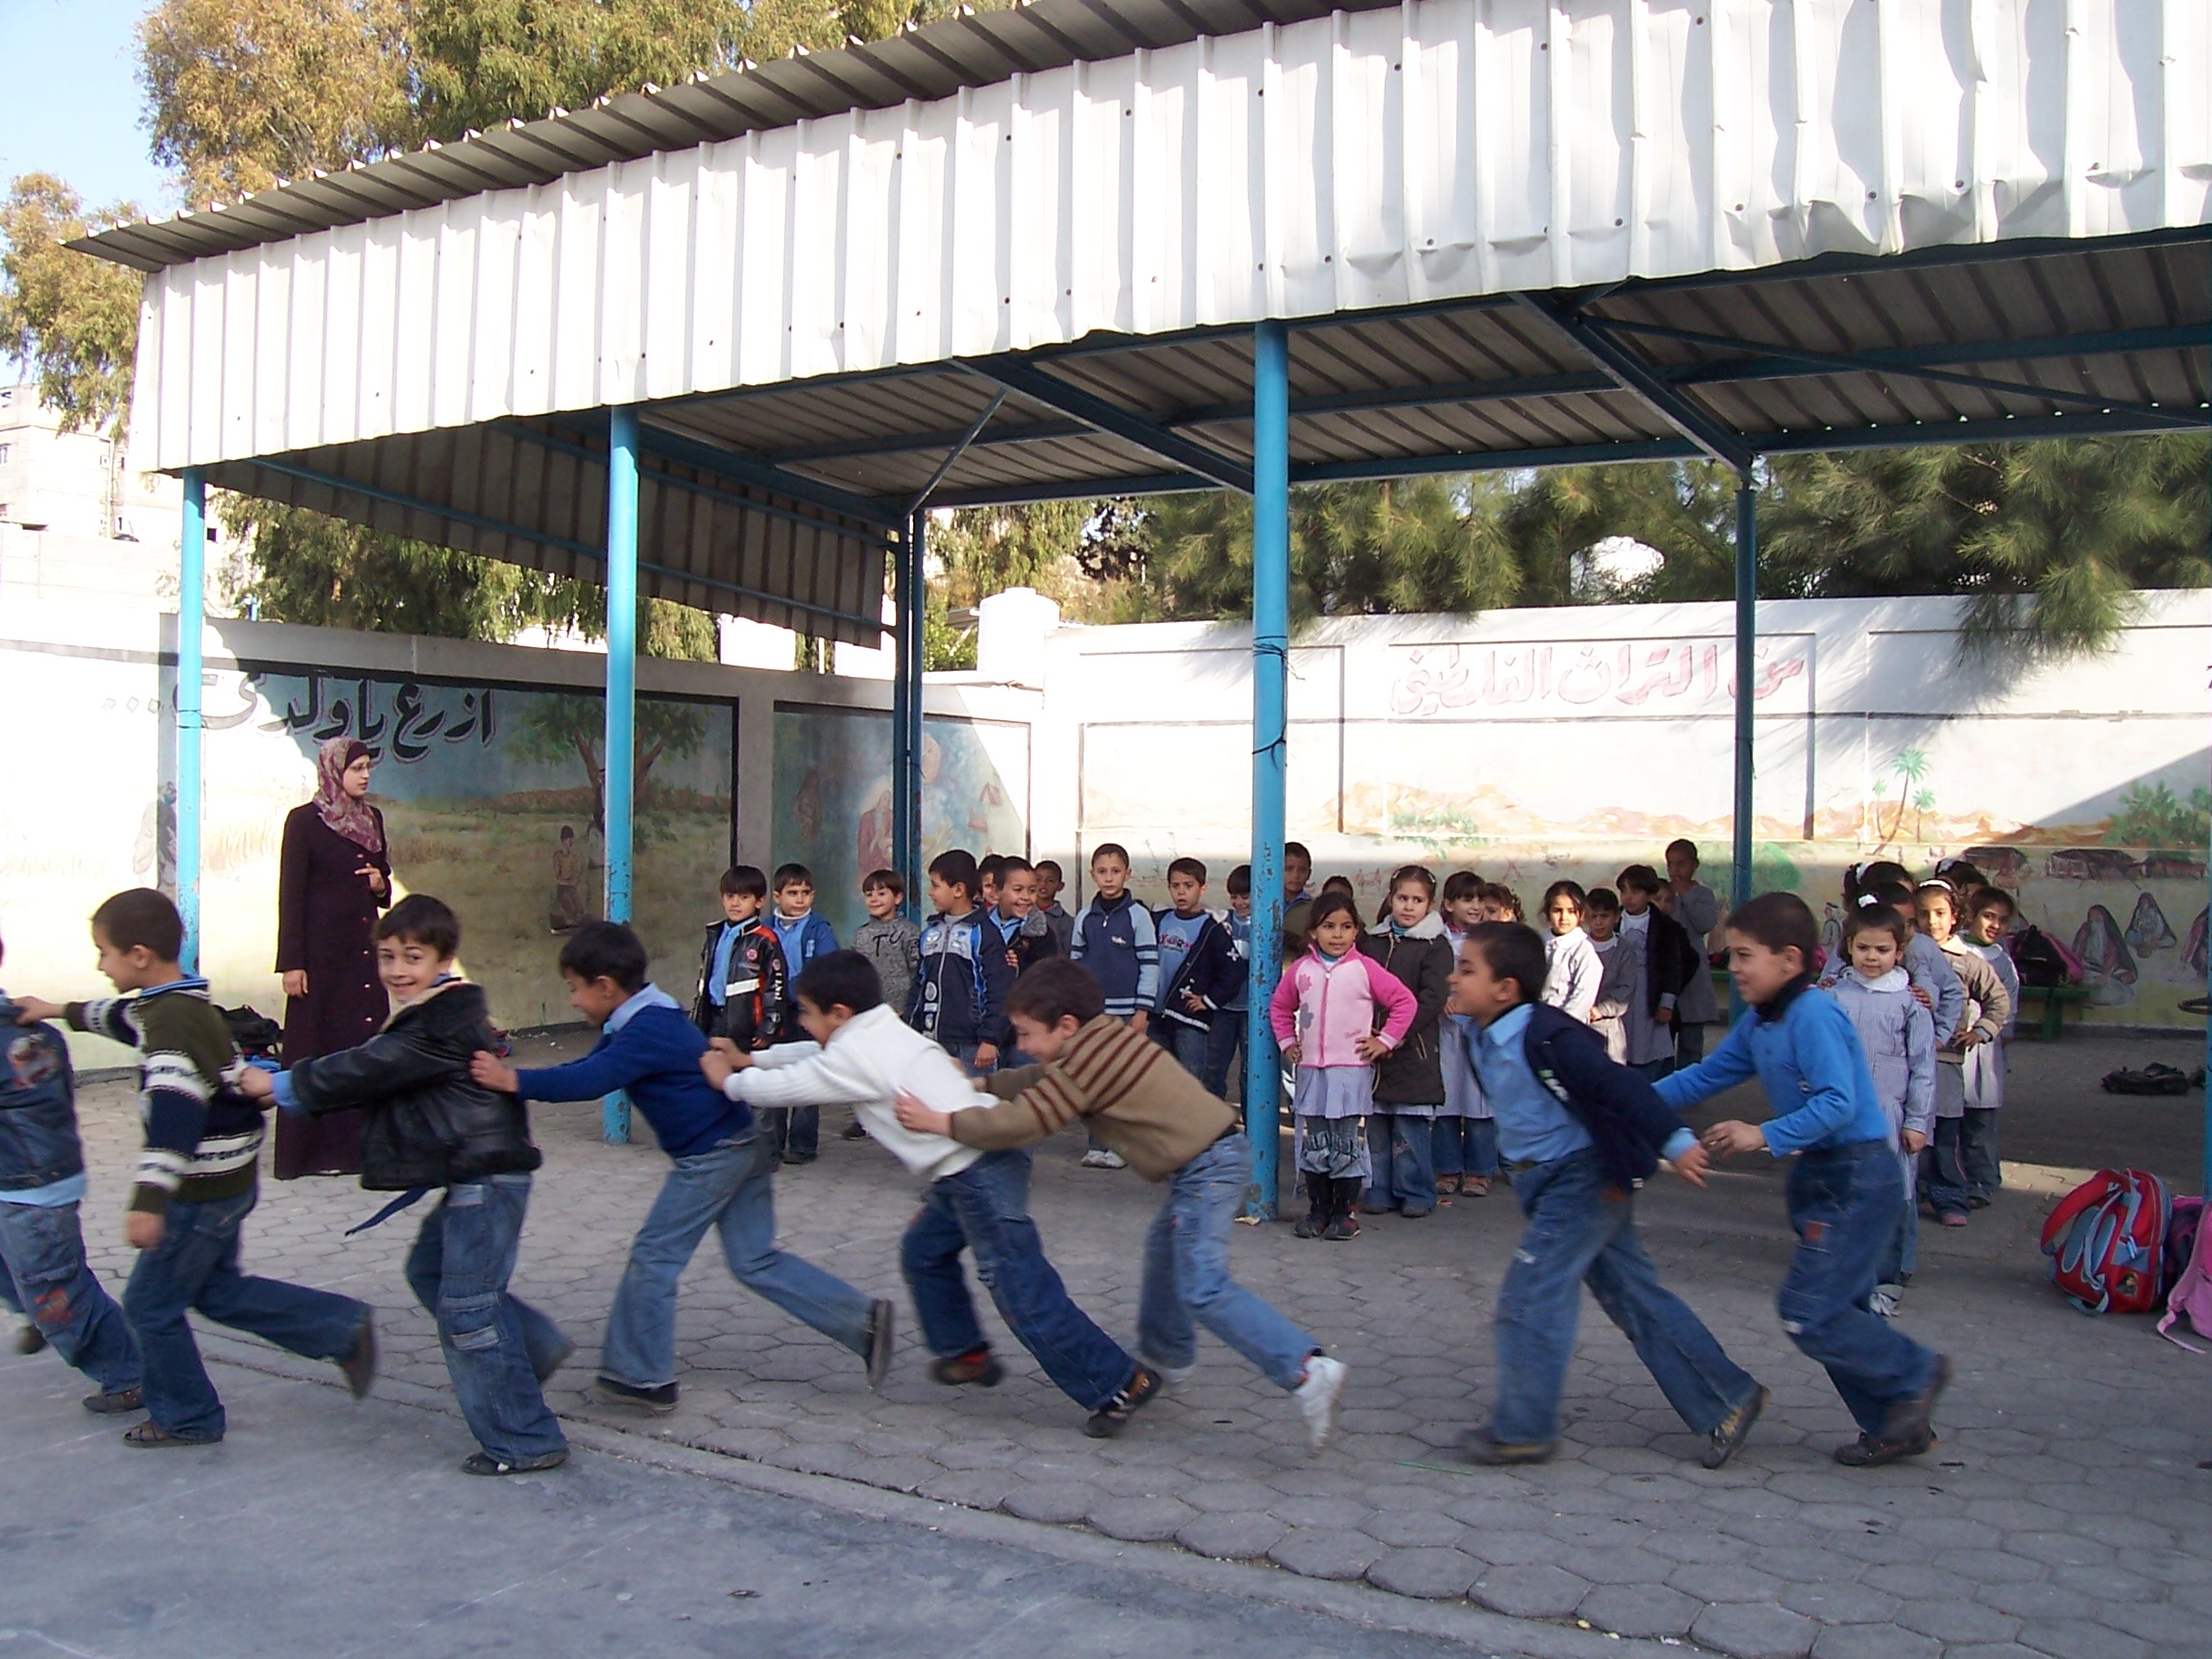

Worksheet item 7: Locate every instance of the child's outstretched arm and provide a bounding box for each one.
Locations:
[277,1030,456,1113]
[508,1032,653,1103]
[1653,1011,1758,1111]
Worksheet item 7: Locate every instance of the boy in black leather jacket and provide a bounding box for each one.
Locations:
[238,895,570,1477]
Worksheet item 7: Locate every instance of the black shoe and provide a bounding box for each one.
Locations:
[781,1153,816,1166]
[1877,1354,1953,1447]
[929,1348,1003,1387]
[462,1449,568,1477]
[1834,1427,1936,1467]
[15,1324,46,1357]
[536,1337,577,1385]
[864,1299,897,1390]
[1703,1384,1767,1469]
[1292,1171,1330,1238]
[83,1385,144,1415]
[1966,1193,1992,1210]
[1461,1427,1556,1466]
[340,1320,377,1400]
[593,1375,680,1414]
[841,1121,869,1141]
[1084,1366,1162,1439]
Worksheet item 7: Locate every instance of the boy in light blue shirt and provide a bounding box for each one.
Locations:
[1660,892,1950,1469]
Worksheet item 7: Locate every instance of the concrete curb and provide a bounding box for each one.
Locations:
[198,1334,1708,1659]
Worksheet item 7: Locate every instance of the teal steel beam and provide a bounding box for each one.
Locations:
[961,356,1254,494]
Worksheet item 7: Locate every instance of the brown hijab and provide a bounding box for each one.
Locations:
[313,737,384,854]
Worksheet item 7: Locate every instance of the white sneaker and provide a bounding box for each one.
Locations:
[1295,1355,1347,1453]
[1869,1285,1902,1319]
[1079,1148,1126,1169]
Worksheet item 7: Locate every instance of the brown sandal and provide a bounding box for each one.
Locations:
[123,1421,221,1449]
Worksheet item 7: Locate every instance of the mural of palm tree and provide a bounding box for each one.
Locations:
[1911,786,1936,840]
[1874,748,1931,851]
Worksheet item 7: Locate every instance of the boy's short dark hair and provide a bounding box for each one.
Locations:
[90,888,183,962]
[1035,859,1063,880]
[1089,842,1130,868]
[376,894,462,957]
[1665,838,1700,867]
[721,864,767,900]
[1388,863,1437,899]
[977,854,1006,884]
[1005,958,1106,1026]
[1284,841,1311,863]
[559,921,650,994]
[1166,856,1208,884]
[1583,885,1621,915]
[861,867,905,898]
[1727,892,1820,965]
[1968,886,2016,919]
[998,854,1035,878]
[1867,879,1917,910]
[1843,905,1908,948]
[1320,875,1355,897]
[1616,863,1663,897]
[1226,864,1252,898]
[793,950,883,1017]
[1466,921,1547,1006]
[772,862,813,891]
[1441,870,1482,906]
[929,849,979,900]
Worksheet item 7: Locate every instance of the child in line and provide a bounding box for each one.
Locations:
[1540,880,1601,1022]
[246,896,567,1476]
[1433,872,1493,1198]
[1271,893,1417,1240]
[1823,907,1936,1319]
[1584,887,1637,1065]
[472,923,895,1414]
[1913,880,2012,1228]
[709,951,1158,1439]
[847,868,924,1142]
[1822,881,1965,1051]
[894,959,1350,1451]
[1479,883,1523,924]
[1201,864,1255,1100]
[769,863,839,1166]
[1358,865,1453,1219]
[1960,886,2022,1207]
[1319,876,1356,899]
[1616,865,1698,1079]
[1280,841,1315,956]
[908,850,1015,1078]
[1033,860,1076,956]
[984,855,1061,1067]
[693,865,787,1049]
[1069,842,1158,1169]
[976,855,1006,917]
[1152,858,1240,1083]
[1660,893,1952,1468]
[1,936,142,1414]
[1664,839,1723,1066]
[1448,922,1765,1468]
[17,889,373,1447]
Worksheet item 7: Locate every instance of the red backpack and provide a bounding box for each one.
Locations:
[2040,1169,2172,1314]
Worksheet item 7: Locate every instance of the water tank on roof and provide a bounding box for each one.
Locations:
[975,587,1060,687]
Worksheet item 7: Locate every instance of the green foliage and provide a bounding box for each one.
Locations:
[2109,781,2212,851]
[923,589,976,671]
[0,176,147,434]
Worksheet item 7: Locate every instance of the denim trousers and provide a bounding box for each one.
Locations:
[901,1149,1135,1409]
[1922,1118,1971,1216]
[403,1175,567,1462]
[1877,1151,1919,1285]
[1491,1149,1757,1447]
[601,1136,875,1389]
[1153,1018,1211,1081]
[1202,1012,1246,1100]
[1136,1134,1316,1391]
[1780,1142,1938,1434]
[0,1199,140,1393]
[1675,1021,1707,1066]
[1365,1112,1437,1211]
[759,1105,820,1162]
[125,1185,369,1442]
[1433,1118,1499,1181]
[1960,1108,2001,1201]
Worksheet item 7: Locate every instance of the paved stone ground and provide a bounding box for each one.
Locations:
[42,1031,2210,1659]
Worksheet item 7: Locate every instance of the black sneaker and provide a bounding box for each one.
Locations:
[339,1320,377,1400]
[864,1299,897,1390]
[1834,1427,1936,1467]
[841,1120,870,1141]
[1876,1354,1953,1448]
[1084,1366,1162,1439]
[593,1375,680,1414]
[1703,1384,1767,1469]
[928,1349,1003,1387]
[462,1449,568,1477]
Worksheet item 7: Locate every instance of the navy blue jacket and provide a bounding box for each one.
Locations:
[1070,892,1160,1019]
[0,998,81,1190]
[1519,1002,1694,1193]
[514,998,748,1159]
[907,909,1013,1050]
[1155,911,1243,1031]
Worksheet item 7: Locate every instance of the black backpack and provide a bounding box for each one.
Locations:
[221,1004,286,1060]
[2009,926,2074,991]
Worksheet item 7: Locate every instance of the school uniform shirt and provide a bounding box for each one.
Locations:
[1822,930,1964,1047]
[1616,912,1673,1067]
[1655,978,1896,1155]
[1588,937,1636,1064]
[1937,935,2012,1112]
[1542,928,1602,1022]
[1827,968,1936,1142]
[1671,881,1722,1024]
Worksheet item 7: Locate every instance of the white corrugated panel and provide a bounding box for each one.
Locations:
[132,0,2211,471]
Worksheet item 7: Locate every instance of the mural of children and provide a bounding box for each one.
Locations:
[2124,893,2176,956]
[549,825,589,933]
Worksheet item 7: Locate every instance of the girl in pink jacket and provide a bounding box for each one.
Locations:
[1269,893,1417,1239]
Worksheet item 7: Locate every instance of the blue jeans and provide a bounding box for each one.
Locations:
[1878,1151,1919,1285]
[1492,1149,1757,1447]
[1433,1118,1498,1181]
[1960,1108,2000,1202]
[125,1185,369,1442]
[760,1105,820,1162]
[601,1136,875,1389]
[1365,1113,1436,1211]
[1137,1134,1315,1389]
[901,1149,1135,1409]
[1922,1118,1970,1216]
[0,1199,140,1393]
[1154,1018,1211,1080]
[1781,1142,1938,1434]
[1202,1010,1245,1098]
[403,1175,567,1462]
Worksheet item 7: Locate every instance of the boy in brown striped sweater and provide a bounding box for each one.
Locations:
[896,958,1348,1451]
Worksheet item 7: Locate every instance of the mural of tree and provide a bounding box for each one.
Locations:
[511,695,709,835]
[1868,748,1931,850]
[2108,781,2212,850]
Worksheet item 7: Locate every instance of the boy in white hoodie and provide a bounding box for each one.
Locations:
[701,950,1159,1439]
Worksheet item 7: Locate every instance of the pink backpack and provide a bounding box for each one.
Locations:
[2159,1195,2212,1352]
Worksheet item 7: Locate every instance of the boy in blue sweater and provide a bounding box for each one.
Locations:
[472,922,893,1413]
[1069,842,1159,1168]
[906,850,1014,1074]
[1658,893,1951,1468]
[1449,923,1763,1469]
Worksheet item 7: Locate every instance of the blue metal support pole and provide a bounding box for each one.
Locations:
[1243,320,1290,1221]
[891,520,913,914]
[602,406,640,1144]
[901,512,926,914]
[177,468,206,974]
[1730,481,1757,1016]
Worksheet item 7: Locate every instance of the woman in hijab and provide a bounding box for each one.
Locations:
[273,737,393,1177]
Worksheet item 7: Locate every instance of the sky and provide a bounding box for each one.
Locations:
[0,0,174,217]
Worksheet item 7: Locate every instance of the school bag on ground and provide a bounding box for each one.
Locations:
[2159,1196,2212,1352]
[2040,1168,2171,1315]
[2099,1062,2202,1096]
[2008,925,2083,989]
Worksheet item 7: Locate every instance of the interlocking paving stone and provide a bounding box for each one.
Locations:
[1691,1600,1820,1659]
[1265,1527,1383,1580]
[1174,1512,1286,1560]
[1363,1547,1481,1600]
[1469,1564,1592,1621]
[1807,1626,1942,1659]
[1575,1581,1702,1638]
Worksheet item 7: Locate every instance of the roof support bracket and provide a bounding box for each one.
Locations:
[1514,294,1757,479]
[904,389,1008,515]
[960,355,1254,495]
